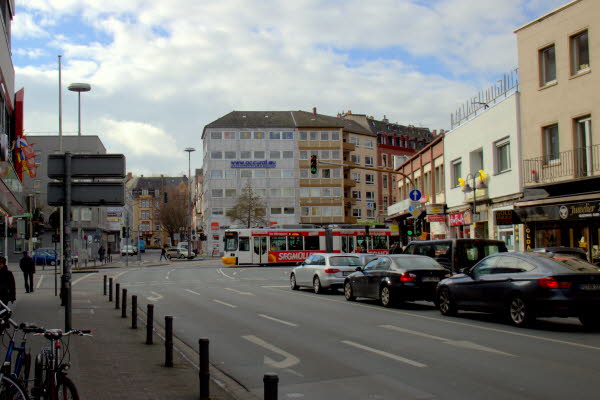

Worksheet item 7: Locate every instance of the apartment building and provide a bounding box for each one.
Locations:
[514,0,600,261]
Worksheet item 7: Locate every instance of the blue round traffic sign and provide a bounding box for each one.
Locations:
[409,189,422,201]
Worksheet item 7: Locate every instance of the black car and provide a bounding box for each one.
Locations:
[529,247,588,261]
[436,252,600,328]
[344,255,450,307]
[403,239,508,273]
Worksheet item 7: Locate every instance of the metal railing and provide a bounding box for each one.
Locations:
[523,145,600,185]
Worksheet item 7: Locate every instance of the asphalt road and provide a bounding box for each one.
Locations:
[72,261,600,400]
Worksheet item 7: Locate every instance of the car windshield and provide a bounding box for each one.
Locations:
[329,256,361,266]
[550,256,600,273]
[392,256,442,270]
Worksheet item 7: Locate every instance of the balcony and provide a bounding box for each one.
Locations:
[298,141,341,150]
[300,178,344,187]
[300,198,344,206]
[342,142,356,152]
[523,146,600,185]
[344,197,357,206]
[343,179,357,188]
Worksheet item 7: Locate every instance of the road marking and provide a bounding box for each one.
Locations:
[242,335,300,369]
[166,268,176,280]
[72,273,95,286]
[265,286,600,352]
[261,285,289,288]
[381,325,515,357]
[341,340,426,368]
[36,275,44,289]
[218,268,235,280]
[258,314,298,327]
[113,271,128,280]
[225,287,254,296]
[147,291,163,301]
[185,289,202,296]
[213,299,237,308]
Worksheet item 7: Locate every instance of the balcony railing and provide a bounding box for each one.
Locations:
[523,145,600,185]
[342,142,356,152]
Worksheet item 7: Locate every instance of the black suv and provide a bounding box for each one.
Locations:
[403,239,508,273]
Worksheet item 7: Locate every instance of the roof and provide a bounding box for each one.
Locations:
[367,119,433,140]
[291,111,374,136]
[132,176,188,190]
[514,0,582,33]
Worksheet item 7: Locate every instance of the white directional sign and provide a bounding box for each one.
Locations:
[409,189,422,201]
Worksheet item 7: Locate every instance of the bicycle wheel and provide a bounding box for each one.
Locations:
[31,355,44,400]
[0,374,29,400]
[17,352,31,391]
[56,376,78,400]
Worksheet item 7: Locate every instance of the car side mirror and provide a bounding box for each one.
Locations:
[355,266,363,272]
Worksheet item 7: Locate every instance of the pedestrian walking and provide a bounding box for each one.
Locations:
[107,246,112,263]
[98,245,106,264]
[0,256,15,305]
[160,246,167,261]
[19,251,35,293]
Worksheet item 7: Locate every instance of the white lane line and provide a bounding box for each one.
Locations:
[381,325,515,357]
[166,268,176,280]
[225,287,255,296]
[147,291,163,301]
[35,275,44,289]
[185,289,202,296]
[261,285,289,288]
[267,286,600,352]
[213,299,237,308]
[242,335,300,369]
[72,273,95,286]
[218,268,235,280]
[341,340,427,368]
[258,314,298,327]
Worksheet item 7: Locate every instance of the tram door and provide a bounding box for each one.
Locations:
[253,237,268,264]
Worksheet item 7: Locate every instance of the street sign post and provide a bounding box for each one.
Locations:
[47,183,125,206]
[409,189,422,202]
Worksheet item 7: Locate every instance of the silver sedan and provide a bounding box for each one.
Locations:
[290,253,363,294]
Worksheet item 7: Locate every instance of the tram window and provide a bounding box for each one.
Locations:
[288,236,303,250]
[356,236,368,252]
[224,235,238,251]
[342,237,348,253]
[305,236,320,251]
[239,237,250,251]
[270,236,287,251]
[371,236,388,250]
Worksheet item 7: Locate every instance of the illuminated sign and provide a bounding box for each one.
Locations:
[230,161,276,168]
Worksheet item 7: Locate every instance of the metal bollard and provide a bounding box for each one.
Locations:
[103,275,107,295]
[263,373,279,400]
[146,304,154,345]
[165,316,173,367]
[131,295,138,329]
[199,338,210,399]
[109,278,113,302]
[121,289,127,318]
[115,283,120,309]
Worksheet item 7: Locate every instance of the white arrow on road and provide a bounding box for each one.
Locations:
[242,335,300,369]
[147,291,163,302]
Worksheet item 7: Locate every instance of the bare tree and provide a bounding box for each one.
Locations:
[157,186,187,244]
[226,183,267,228]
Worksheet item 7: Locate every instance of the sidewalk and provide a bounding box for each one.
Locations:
[8,270,240,400]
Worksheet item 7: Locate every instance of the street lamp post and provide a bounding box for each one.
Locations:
[185,148,196,258]
[68,83,91,136]
[460,170,487,239]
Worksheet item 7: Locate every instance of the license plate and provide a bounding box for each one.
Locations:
[422,276,440,282]
[580,283,600,291]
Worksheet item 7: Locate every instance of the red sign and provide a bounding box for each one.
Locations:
[428,214,446,223]
[211,222,220,230]
[449,212,465,226]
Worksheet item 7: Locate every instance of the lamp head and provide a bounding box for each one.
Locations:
[68,83,91,92]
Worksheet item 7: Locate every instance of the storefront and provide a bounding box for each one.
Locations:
[492,207,518,251]
[448,210,471,238]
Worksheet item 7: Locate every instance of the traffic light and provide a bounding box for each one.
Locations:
[406,219,415,237]
[32,219,44,237]
[310,155,318,175]
[415,218,422,236]
[122,226,129,238]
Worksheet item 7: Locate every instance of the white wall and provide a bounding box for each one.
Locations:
[445,92,521,208]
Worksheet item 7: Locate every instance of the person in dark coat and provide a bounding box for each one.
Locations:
[98,246,106,264]
[19,251,35,293]
[160,246,167,261]
[0,256,16,304]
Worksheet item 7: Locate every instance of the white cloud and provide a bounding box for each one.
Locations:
[14,48,47,59]
[12,12,48,38]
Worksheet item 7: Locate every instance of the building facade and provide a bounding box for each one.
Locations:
[514,0,600,261]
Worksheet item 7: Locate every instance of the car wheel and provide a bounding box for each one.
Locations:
[313,276,323,294]
[579,312,600,330]
[290,274,299,290]
[344,281,355,301]
[166,255,171,260]
[380,285,394,308]
[438,287,458,316]
[507,295,534,327]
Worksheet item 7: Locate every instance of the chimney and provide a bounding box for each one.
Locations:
[337,113,342,118]
[432,129,437,136]
[312,107,317,115]
[382,115,388,123]
[347,110,352,115]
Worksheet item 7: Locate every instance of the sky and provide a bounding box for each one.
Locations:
[12,0,568,176]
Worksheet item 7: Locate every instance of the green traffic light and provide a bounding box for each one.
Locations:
[407,230,413,236]
[310,167,317,174]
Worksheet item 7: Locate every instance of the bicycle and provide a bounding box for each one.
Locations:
[30,327,91,400]
[0,304,31,400]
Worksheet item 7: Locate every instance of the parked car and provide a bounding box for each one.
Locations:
[165,247,194,259]
[290,254,363,294]
[403,239,508,273]
[121,245,138,256]
[344,255,450,307]
[32,249,57,266]
[529,247,588,261]
[436,252,600,328]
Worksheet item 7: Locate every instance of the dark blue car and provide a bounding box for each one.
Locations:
[32,249,58,266]
[436,252,600,328]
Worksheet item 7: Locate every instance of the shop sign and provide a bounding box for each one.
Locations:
[211,222,220,230]
[428,214,445,222]
[516,201,600,222]
[230,160,276,168]
[463,210,472,225]
[426,204,445,215]
[495,210,514,226]
[449,212,465,226]
[524,224,533,250]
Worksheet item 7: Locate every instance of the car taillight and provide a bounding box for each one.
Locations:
[324,268,340,274]
[400,272,417,282]
[538,277,572,289]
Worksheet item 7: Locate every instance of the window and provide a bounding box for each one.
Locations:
[366,209,374,218]
[210,132,222,140]
[288,236,303,250]
[366,191,375,200]
[299,151,308,160]
[300,169,309,178]
[224,131,236,139]
[224,170,236,179]
[253,132,265,139]
[435,164,444,194]
[382,154,388,167]
[284,207,295,214]
[240,131,251,139]
[321,131,329,141]
[365,174,375,185]
[539,45,556,85]
[332,169,341,179]
[240,151,251,159]
[283,151,294,159]
[351,154,360,165]
[300,188,309,197]
[300,131,308,141]
[271,207,282,215]
[141,211,150,219]
[352,209,362,217]
[224,151,236,159]
[365,140,373,149]
[254,189,266,197]
[331,150,340,160]
[142,189,149,195]
[571,30,589,74]
[211,151,222,159]
[495,138,511,173]
[364,156,374,167]
[282,170,295,178]
[320,150,330,160]
[211,170,223,179]
[155,224,160,231]
[212,208,224,216]
[383,196,388,209]
[212,189,223,198]
[350,136,360,147]
[141,200,150,208]
[451,159,462,188]
[240,170,252,178]
[351,172,361,183]
[310,131,319,141]
[270,188,281,197]
[254,151,265,159]
[322,169,331,179]
[253,170,266,178]
[424,172,431,195]
[81,208,92,221]
[270,151,280,159]
[352,190,361,200]
[269,131,281,140]
[282,131,294,140]
[225,189,236,197]
[543,124,559,163]
[282,188,295,197]
[331,132,340,141]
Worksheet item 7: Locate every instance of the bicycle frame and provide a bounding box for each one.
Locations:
[2,328,28,380]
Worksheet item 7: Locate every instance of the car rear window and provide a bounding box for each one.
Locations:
[550,256,600,273]
[392,256,443,270]
[329,256,361,266]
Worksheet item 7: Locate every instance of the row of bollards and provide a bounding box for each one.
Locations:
[103,275,279,399]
